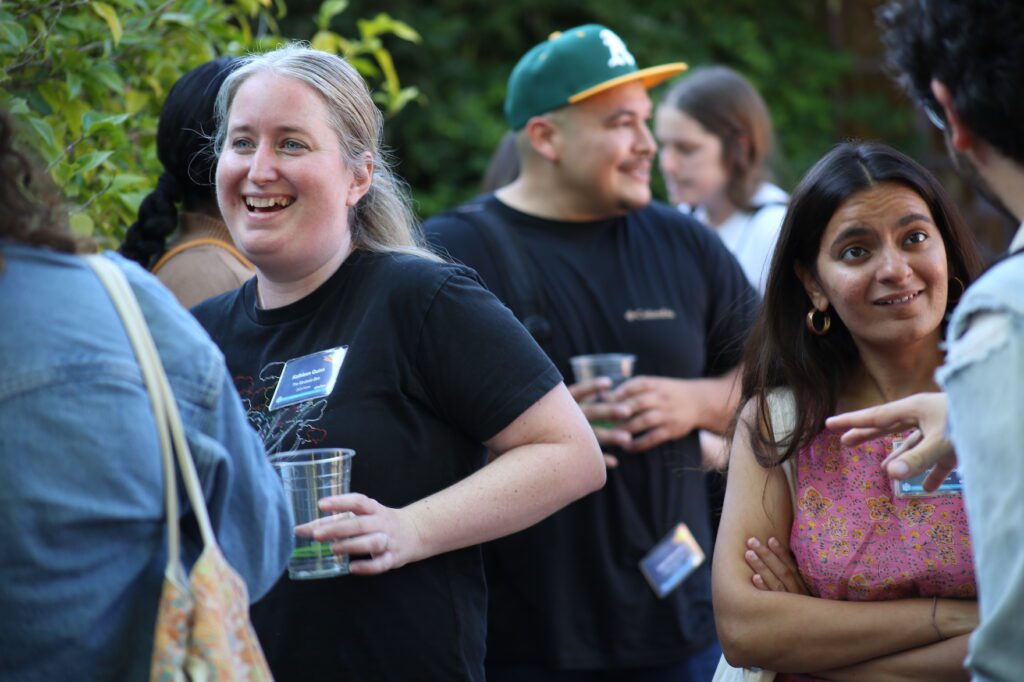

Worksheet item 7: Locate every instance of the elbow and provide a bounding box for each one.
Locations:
[712,571,778,669]
[564,434,606,501]
[251,493,294,601]
[715,609,762,670]
[584,432,607,492]
[587,453,607,492]
[714,606,793,671]
[573,437,607,497]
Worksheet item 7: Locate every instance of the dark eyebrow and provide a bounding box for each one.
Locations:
[898,212,934,227]
[831,213,935,248]
[831,225,873,247]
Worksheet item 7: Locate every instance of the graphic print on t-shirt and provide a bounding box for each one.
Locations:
[235,360,329,454]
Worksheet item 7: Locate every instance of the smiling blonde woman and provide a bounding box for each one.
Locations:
[192,44,606,682]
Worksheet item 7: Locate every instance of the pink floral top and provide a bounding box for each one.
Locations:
[777,429,975,682]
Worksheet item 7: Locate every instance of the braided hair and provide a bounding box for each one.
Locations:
[120,57,239,268]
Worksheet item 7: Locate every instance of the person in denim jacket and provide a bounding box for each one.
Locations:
[0,111,293,682]
[827,3,1024,680]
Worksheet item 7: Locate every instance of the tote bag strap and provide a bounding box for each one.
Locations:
[84,255,218,569]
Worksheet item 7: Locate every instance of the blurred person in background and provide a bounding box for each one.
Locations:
[120,57,254,308]
[656,65,787,295]
[655,65,788,473]
[427,25,757,681]
[482,130,520,193]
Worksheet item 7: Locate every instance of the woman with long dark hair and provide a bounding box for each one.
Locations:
[713,142,982,680]
[120,57,254,307]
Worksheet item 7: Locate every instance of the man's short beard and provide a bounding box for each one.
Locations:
[616,189,652,213]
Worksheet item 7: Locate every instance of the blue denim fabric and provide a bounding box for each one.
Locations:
[936,251,1024,682]
[0,245,292,682]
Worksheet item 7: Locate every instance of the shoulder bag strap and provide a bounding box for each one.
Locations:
[453,199,552,350]
[766,388,798,513]
[84,255,218,571]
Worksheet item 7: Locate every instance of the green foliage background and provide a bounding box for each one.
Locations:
[3,0,925,241]
[0,0,419,247]
[282,0,920,219]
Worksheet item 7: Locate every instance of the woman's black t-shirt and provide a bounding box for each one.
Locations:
[192,249,561,681]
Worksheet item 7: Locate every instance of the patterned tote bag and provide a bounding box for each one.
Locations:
[85,255,273,682]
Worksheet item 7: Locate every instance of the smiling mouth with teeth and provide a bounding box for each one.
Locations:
[875,291,922,305]
[245,196,295,212]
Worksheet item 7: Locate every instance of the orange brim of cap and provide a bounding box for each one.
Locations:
[568,63,689,104]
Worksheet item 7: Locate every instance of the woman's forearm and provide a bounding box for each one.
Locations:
[402,434,603,560]
[823,633,970,682]
[403,384,604,561]
[715,399,977,673]
[307,384,605,575]
[718,591,958,672]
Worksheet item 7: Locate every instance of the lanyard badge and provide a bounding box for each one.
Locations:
[891,436,963,498]
[269,346,348,411]
[639,523,705,598]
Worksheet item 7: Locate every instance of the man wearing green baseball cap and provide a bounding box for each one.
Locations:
[425,24,758,680]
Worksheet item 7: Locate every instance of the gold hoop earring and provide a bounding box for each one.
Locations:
[806,308,831,336]
[948,276,965,304]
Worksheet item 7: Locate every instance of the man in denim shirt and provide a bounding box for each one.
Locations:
[828,3,1024,680]
[0,243,295,681]
[0,124,293,682]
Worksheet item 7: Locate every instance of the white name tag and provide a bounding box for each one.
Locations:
[269,346,347,411]
[891,437,963,498]
[639,523,705,598]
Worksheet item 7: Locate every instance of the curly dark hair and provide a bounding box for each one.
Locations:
[738,142,983,467]
[120,57,239,268]
[879,0,1024,167]
[0,111,77,257]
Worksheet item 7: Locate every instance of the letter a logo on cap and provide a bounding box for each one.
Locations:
[600,29,635,68]
[503,24,686,130]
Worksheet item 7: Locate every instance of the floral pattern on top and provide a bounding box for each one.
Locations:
[789,429,976,602]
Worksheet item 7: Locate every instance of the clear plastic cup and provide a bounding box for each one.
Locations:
[269,448,355,580]
[569,353,636,389]
[569,354,636,429]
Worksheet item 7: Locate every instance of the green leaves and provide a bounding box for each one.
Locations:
[0,0,279,245]
[91,2,123,45]
[358,14,420,44]
[2,0,418,247]
[0,19,28,50]
[69,213,95,237]
[316,0,349,31]
[83,112,131,135]
[77,150,114,175]
[27,117,56,154]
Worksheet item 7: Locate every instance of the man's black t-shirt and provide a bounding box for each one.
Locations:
[192,249,561,681]
[425,196,758,669]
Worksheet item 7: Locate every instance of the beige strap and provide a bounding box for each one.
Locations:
[150,237,252,274]
[84,255,218,573]
[766,388,799,513]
